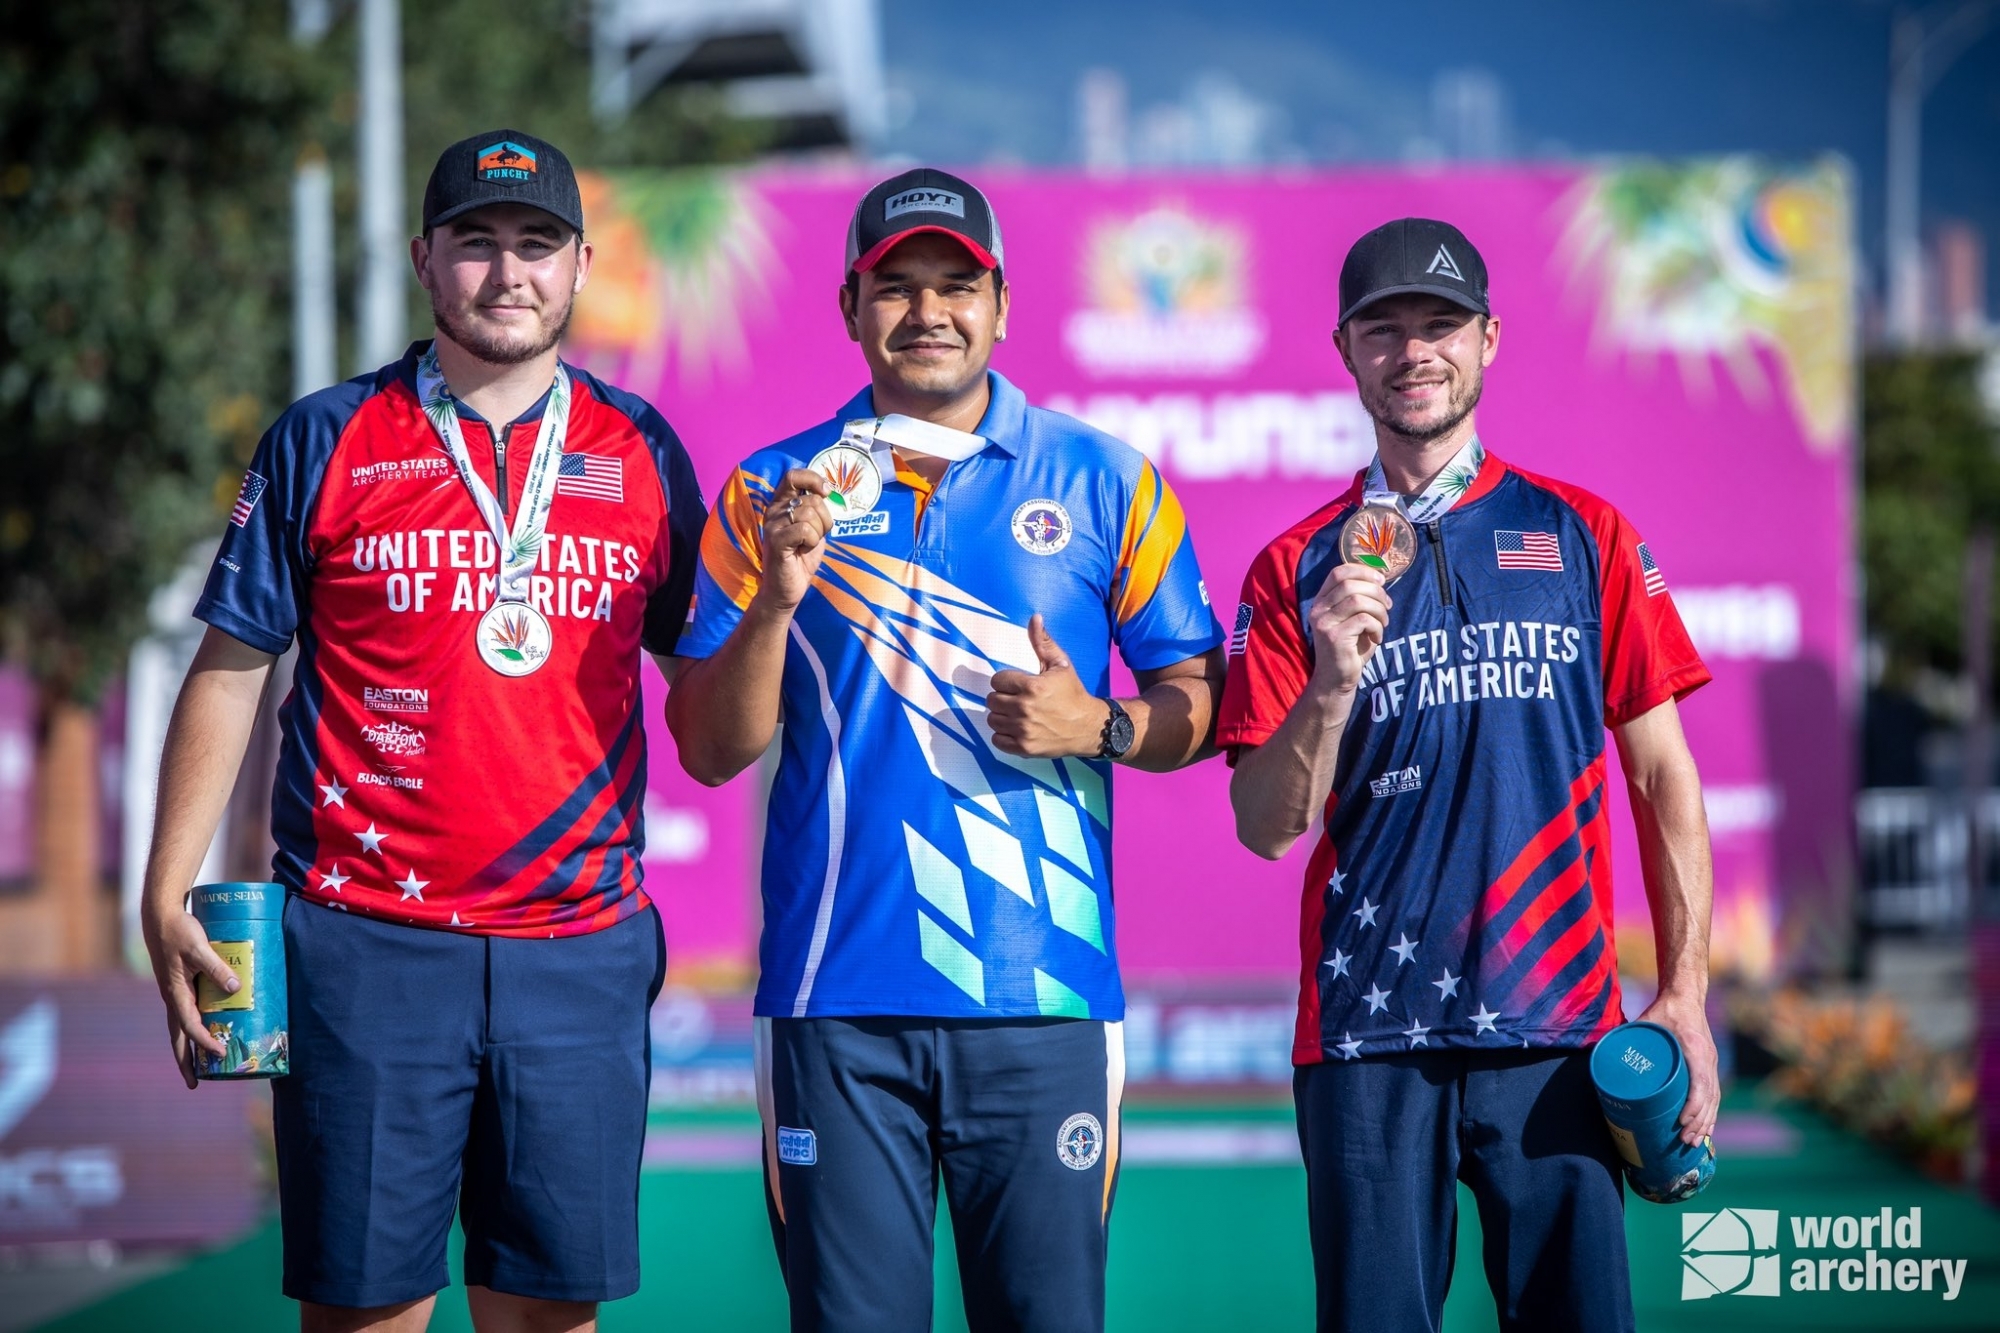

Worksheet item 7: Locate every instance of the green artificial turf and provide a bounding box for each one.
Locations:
[37,1091,2000,1332]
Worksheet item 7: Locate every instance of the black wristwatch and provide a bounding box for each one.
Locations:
[1097,698,1136,760]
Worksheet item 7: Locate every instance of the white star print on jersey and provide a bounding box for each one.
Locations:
[318,779,347,808]
[1354,898,1380,929]
[1362,983,1392,1014]
[318,864,349,893]
[1389,932,1419,966]
[1328,867,1346,896]
[1469,1002,1502,1034]
[1406,1020,1431,1048]
[1325,948,1352,979]
[356,823,387,855]
[395,869,428,902]
[1336,1032,1364,1060]
[1433,969,1462,1000]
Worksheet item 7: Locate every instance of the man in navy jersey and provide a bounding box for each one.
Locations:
[140,131,704,1332]
[1218,217,1718,1333]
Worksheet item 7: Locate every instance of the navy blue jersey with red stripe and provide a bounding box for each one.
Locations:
[1215,450,1708,1064]
[194,342,705,937]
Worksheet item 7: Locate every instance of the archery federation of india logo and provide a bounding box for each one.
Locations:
[1683,1208,1782,1299]
[1011,499,1073,556]
[1056,1112,1103,1171]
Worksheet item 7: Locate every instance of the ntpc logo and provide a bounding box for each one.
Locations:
[1683,1207,1781,1299]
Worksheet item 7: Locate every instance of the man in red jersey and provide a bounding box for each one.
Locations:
[140,130,704,1332]
[1219,217,1717,1333]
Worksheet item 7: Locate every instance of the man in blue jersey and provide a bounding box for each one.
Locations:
[1220,218,1718,1332]
[667,168,1225,1331]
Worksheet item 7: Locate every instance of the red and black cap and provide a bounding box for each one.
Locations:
[421,129,584,235]
[1338,217,1489,326]
[845,167,1004,274]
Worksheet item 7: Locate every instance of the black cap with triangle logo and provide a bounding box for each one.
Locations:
[1337,217,1489,326]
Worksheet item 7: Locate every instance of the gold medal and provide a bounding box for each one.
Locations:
[1340,504,1418,582]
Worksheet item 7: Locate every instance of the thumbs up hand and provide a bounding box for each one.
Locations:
[987,614,1108,757]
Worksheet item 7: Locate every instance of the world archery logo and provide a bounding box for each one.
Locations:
[477,141,537,184]
[1682,1208,1781,1299]
[1056,1112,1103,1171]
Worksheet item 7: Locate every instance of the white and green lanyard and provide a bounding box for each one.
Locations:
[1362,436,1485,524]
[415,344,573,605]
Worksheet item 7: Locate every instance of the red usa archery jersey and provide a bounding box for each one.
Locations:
[194,342,705,937]
[1215,451,1709,1064]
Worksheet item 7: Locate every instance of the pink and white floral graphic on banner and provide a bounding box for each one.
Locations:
[599,161,1856,987]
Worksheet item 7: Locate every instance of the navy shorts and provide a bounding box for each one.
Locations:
[1294,1048,1633,1333]
[757,1016,1125,1333]
[274,896,666,1308]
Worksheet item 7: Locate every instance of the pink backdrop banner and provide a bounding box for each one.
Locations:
[602,161,1856,985]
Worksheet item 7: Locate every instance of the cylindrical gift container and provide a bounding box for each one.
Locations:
[1589,1020,1713,1204]
[191,882,289,1079]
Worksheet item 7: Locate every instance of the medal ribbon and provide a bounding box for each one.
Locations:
[839,414,989,475]
[416,345,572,603]
[1362,436,1485,525]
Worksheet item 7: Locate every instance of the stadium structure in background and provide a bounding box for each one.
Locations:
[565,158,1858,994]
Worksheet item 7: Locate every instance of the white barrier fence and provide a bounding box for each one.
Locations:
[1855,788,2000,929]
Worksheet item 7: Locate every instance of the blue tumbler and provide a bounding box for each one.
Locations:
[191,882,290,1079]
[1589,1020,1713,1204]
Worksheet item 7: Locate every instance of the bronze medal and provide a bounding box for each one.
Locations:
[1340,504,1418,583]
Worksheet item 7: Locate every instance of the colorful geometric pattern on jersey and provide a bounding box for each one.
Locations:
[681,372,1222,1020]
[1216,450,1709,1064]
[194,342,706,937]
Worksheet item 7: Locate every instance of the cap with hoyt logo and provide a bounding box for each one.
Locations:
[421,130,584,235]
[845,168,1004,274]
[1338,217,1489,326]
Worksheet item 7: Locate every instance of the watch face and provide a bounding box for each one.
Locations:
[1106,706,1137,757]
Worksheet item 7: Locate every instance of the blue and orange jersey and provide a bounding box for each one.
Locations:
[1215,450,1709,1064]
[195,342,705,937]
[680,372,1222,1020]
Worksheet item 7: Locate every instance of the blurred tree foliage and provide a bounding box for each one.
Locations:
[0,0,754,704]
[1861,350,2000,690]
[0,1,329,701]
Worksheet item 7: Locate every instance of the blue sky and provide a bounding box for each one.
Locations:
[877,0,2000,316]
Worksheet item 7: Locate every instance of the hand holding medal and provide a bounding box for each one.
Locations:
[762,468,833,609]
[1304,504,1405,694]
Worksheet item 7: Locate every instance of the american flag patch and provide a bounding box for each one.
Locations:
[229,471,268,527]
[556,453,623,503]
[1494,530,1562,572]
[1638,542,1667,597]
[1229,602,1254,656]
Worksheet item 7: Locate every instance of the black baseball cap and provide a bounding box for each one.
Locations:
[1338,218,1489,326]
[845,168,1004,274]
[421,130,584,235]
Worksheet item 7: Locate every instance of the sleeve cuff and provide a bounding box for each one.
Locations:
[192,600,292,657]
[1604,660,1712,729]
[1214,721,1279,765]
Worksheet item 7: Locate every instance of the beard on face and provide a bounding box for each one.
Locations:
[431,290,574,367]
[1358,366,1485,445]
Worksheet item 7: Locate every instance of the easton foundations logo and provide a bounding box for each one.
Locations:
[363,686,429,714]
[1681,1205,1968,1303]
